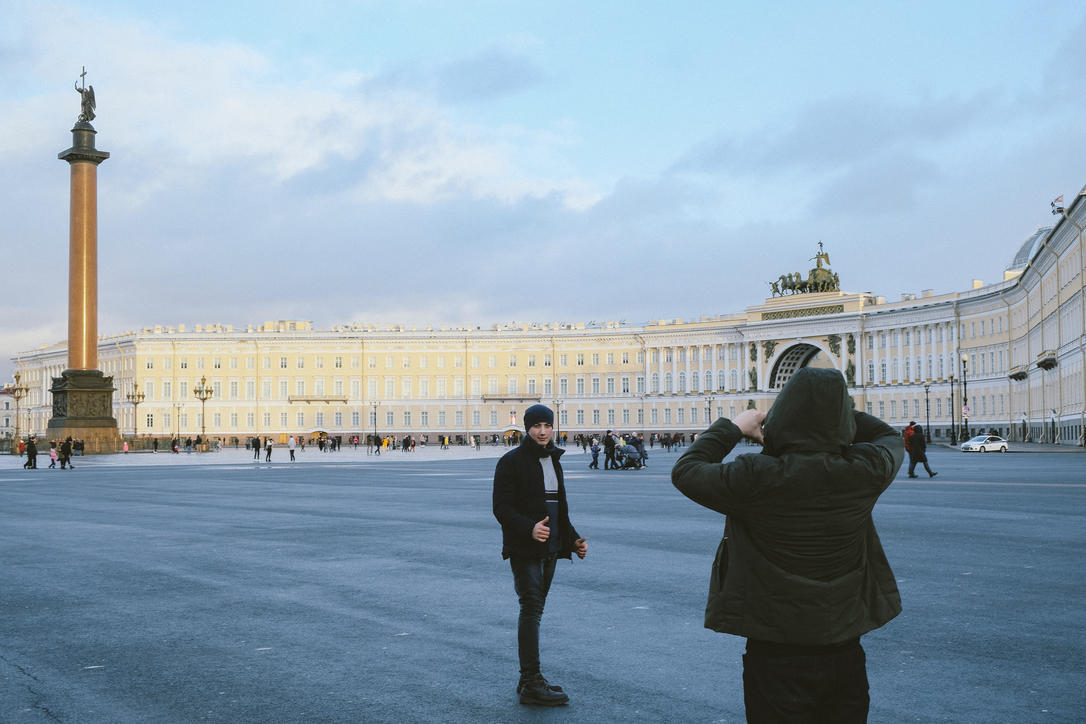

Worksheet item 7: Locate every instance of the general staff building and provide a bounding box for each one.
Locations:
[10,186,1086,448]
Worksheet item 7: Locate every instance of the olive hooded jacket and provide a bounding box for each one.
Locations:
[671,367,904,645]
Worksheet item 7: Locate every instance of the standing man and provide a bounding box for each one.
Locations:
[603,430,616,470]
[672,367,903,722]
[264,437,273,462]
[287,435,296,462]
[493,404,587,707]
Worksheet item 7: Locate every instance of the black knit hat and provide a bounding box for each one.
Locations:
[523,404,554,431]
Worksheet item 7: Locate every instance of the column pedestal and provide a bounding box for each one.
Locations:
[46,370,119,453]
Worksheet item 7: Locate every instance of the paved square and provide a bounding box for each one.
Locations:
[2,445,1084,722]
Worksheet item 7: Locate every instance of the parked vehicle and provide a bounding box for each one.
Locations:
[960,435,1008,453]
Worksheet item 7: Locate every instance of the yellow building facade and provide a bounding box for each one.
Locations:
[12,187,1086,448]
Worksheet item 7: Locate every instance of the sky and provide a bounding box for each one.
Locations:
[3,0,1086,381]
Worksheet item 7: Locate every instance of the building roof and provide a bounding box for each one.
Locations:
[1008,226,1052,271]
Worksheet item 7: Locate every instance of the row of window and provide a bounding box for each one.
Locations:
[138,351,646,373]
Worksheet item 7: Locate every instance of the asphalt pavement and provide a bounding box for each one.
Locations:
[1,445,1084,722]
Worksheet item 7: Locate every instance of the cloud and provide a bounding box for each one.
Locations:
[435,47,546,103]
[672,91,1005,177]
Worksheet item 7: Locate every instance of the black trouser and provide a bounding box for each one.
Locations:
[604,449,616,469]
[743,638,869,723]
[509,556,557,677]
[908,453,933,476]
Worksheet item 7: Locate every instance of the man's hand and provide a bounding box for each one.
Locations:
[733,409,766,444]
[574,537,588,559]
[532,516,550,542]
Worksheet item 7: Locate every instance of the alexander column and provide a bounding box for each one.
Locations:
[46,68,119,452]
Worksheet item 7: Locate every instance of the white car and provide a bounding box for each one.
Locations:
[960,435,1008,453]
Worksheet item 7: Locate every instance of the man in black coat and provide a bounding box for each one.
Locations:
[672,368,903,722]
[23,437,37,469]
[907,424,937,478]
[603,429,616,470]
[493,404,587,706]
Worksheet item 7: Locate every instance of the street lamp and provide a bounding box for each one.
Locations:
[126,381,145,439]
[371,400,380,452]
[174,402,182,449]
[923,384,931,443]
[193,375,213,441]
[949,373,957,446]
[705,395,715,425]
[960,354,970,442]
[11,371,29,454]
[553,399,563,445]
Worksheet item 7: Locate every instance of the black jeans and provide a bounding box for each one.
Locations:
[509,556,557,676]
[743,638,869,723]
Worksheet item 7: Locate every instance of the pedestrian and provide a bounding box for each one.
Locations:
[672,367,904,722]
[253,436,261,460]
[589,439,600,469]
[23,437,38,469]
[123,440,129,454]
[492,404,587,707]
[903,421,916,456]
[907,424,937,478]
[60,437,73,469]
[152,438,159,453]
[265,438,273,462]
[288,435,296,461]
[603,430,616,470]
[48,442,58,468]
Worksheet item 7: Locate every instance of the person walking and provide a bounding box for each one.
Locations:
[23,437,38,469]
[48,442,58,468]
[264,438,273,462]
[589,439,600,469]
[60,437,73,469]
[492,404,587,707]
[907,424,937,478]
[672,367,904,723]
[287,435,296,461]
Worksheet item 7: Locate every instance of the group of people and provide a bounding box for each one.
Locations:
[495,368,905,721]
[588,430,648,470]
[19,436,79,469]
[903,421,937,478]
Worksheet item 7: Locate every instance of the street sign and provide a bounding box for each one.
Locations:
[962,405,971,417]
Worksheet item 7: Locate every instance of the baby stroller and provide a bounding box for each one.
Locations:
[616,443,643,469]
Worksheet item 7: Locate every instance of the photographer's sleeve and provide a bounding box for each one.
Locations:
[671,418,756,515]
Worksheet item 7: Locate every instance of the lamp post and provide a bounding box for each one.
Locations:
[174,402,182,449]
[371,400,380,452]
[960,354,970,442]
[949,373,957,446]
[705,395,716,426]
[193,375,213,441]
[553,399,563,445]
[11,372,29,454]
[126,381,145,440]
[923,384,931,443]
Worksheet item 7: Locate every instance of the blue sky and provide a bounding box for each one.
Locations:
[3,0,1086,380]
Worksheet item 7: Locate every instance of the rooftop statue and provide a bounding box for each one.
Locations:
[75,66,95,122]
[768,242,840,296]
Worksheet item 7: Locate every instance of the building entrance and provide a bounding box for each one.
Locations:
[768,343,836,390]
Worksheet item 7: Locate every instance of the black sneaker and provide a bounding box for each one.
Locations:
[518,675,568,706]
